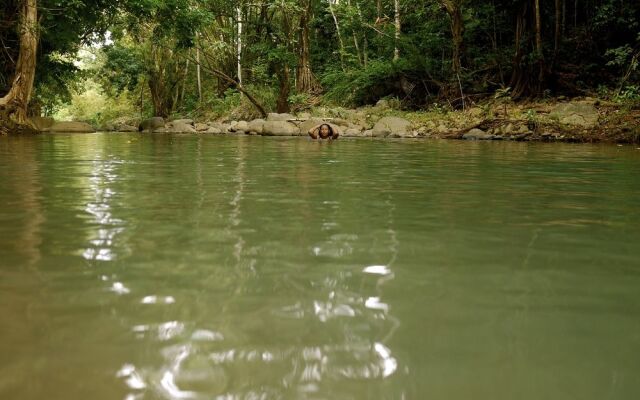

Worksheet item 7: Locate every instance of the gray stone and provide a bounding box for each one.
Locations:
[266,113,296,122]
[372,116,412,138]
[167,121,196,133]
[247,119,265,134]
[206,127,222,134]
[363,129,374,137]
[463,128,493,140]
[550,103,599,127]
[262,121,300,136]
[332,118,350,127]
[49,121,95,133]
[234,121,249,132]
[139,117,165,132]
[115,124,137,132]
[343,128,363,137]
[172,119,194,126]
[195,123,209,132]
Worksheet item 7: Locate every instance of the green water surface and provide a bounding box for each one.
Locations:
[1,133,639,400]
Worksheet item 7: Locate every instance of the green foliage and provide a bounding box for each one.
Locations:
[322,60,415,107]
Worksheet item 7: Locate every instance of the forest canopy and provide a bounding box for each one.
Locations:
[1,0,639,129]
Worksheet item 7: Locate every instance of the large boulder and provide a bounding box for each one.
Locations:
[172,118,194,126]
[30,116,55,132]
[463,128,493,140]
[49,121,95,133]
[139,117,165,132]
[195,123,209,132]
[372,116,412,137]
[114,123,137,132]
[247,119,265,134]
[550,103,599,127]
[343,128,364,137]
[266,113,296,122]
[262,121,300,136]
[166,121,196,133]
[230,121,249,132]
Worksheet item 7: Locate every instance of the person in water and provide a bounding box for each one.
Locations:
[308,123,339,140]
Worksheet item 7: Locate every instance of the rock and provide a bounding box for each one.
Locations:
[332,118,350,127]
[297,112,311,120]
[172,119,194,126]
[49,121,95,133]
[262,121,300,136]
[266,113,296,122]
[517,125,531,134]
[206,127,222,134]
[364,129,373,137]
[550,103,599,127]
[30,116,55,132]
[372,116,412,138]
[139,117,165,132]
[247,119,265,134]
[375,99,390,109]
[195,123,209,132]
[235,121,249,132]
[166,121,196,133]
[343,128,363,137]
[463,128,493,140]
[369,115,381,123]
[114,124,137,132]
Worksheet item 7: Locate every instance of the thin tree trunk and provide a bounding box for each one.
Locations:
[535,0,546,87]
[441,1,464,74]
[297,0,321,93]
[554,0,561,61]
[0,0,38,131]
[180,58,190,104]
[394,0,400,60]
[198,52,268,117]
[277,65,291,113]
[328,0,346,71]
[196,33,202,102]
[237,6,243,86]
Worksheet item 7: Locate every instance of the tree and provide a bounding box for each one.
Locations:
[0,0,38,132]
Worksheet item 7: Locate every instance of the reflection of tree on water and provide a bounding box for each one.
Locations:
[0,136,46,398]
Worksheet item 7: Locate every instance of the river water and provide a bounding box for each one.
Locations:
[1,133,639,400]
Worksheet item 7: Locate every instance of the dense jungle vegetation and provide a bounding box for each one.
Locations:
[1,0,639,131]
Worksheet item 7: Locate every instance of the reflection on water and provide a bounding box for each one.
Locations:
[1,134,640,400]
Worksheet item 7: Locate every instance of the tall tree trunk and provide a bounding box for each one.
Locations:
[237,6,243,86]
[0,0,38,132]
[394,0,401,60]
[441,1,464,74]
[297,0,321,93]
[534,0,546,87]
[328,0,346,71]
[196,33,202,102]
[277,65,291,113]
[554,0,562,60]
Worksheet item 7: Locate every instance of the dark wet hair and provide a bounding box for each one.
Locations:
[318,124,334,138]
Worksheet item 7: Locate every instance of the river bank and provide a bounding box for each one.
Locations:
[31,97,640,144]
